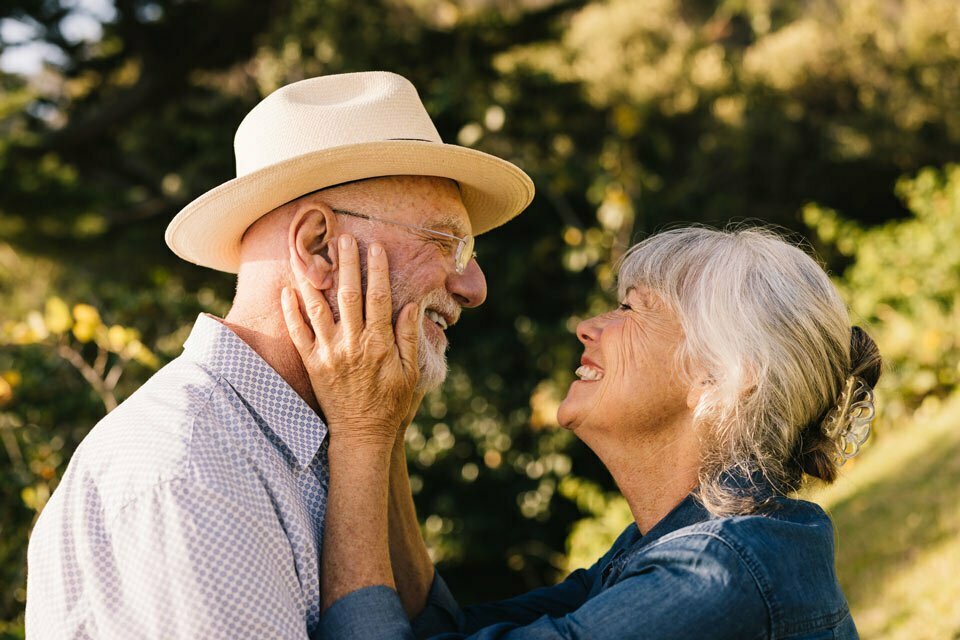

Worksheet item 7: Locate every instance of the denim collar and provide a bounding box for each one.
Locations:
[637,493,712,548]
[637,470,779,548]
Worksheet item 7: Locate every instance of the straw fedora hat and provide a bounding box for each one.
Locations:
[165,71,535,273]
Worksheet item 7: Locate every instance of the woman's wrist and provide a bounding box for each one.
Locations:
[322,436,395,613]
[329,435,396,461]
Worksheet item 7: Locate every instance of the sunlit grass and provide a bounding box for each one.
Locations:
[809,392,960,640]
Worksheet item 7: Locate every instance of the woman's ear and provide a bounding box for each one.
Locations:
[288,203,338,290]
[687,372,713,410]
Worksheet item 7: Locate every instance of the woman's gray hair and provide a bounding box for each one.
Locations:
[617,226,881,515]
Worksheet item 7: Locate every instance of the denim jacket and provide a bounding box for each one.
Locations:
[318,492,857,639]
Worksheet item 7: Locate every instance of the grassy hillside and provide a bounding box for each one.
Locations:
[808,392,960,640]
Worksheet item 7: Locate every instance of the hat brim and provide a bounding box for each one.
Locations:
[165,140,535,273]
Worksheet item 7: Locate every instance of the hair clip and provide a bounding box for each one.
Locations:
[825,376,875,464]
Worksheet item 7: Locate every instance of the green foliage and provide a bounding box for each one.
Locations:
[558,475,632,571]
[2,296,161,409]
[2,0,960,635]
[497,0,960,233]
[805,164,960,426]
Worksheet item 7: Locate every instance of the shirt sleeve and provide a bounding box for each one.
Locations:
[458,566,595,633]
[410,571,463,637]
[96,478,312,639]
[318,533,769,640]
[408,567,594,638]
[410,525,638,637]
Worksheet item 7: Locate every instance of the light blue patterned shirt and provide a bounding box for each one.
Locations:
[26,314,330,639]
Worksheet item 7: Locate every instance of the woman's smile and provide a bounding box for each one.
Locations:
[575,356,605,382]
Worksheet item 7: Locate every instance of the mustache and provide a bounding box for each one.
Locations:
[324,283,459,326]
[416,289,462,326]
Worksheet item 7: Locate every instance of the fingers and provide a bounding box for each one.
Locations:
[396,303,421,378]
[289,246,335,342]
[365,243,394,334]
[336,234,363,339]
[281,287,316,357]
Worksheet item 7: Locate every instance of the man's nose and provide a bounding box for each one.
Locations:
[447,258,487,308]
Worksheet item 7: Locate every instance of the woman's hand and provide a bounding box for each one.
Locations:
[281,233,421,449]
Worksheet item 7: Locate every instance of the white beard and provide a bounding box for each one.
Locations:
[396,287,459,393]
[417,322,448,392]
[323,270,457,393]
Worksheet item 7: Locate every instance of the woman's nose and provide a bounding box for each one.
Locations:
[576,315,603,344]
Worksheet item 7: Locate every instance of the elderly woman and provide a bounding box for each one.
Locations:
[281,226,880,639]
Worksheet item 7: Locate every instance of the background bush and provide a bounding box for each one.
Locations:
[2,1,959,637]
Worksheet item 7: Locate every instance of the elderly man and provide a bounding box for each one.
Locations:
[25,71,533,639]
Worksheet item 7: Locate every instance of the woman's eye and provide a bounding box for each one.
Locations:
[618,302,632,312]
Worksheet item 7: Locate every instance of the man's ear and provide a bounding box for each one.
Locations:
[288,203,338,290]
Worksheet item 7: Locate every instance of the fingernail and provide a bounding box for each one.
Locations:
[339,235,351,250]
[371,244,383,256]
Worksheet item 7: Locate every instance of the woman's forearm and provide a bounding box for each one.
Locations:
[388,437,436,618]
[321,441,395,612]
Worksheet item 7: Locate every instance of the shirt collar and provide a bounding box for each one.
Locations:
[637,493,712,548]
[182,313,327,469]
[639,471,779,547]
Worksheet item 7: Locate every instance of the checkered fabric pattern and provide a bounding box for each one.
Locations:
[26,314,329,639]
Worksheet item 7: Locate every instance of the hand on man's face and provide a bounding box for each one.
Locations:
[283,233,422,448]
[293,176,486,393]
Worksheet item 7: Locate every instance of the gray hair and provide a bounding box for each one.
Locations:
[617,226,880,515]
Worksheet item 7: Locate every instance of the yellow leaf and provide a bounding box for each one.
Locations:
[72,304,102,343]
[0,376,12,406]
[72,322,97,343]
[107,325,127,352]
[72,304,101,326]
[21,483,50,513]
[26,311,49,341]
[6,322,38,345]
[132,343,160,369]
[44,297,73,334]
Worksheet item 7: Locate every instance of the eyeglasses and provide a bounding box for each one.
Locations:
[331,208,476,275]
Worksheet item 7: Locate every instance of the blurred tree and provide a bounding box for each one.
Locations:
[805,164,960,426]
[498,0,960,230]
[2,0,960,635]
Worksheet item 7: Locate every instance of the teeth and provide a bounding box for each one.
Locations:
[575,365,604,381]
[425,310,448,330]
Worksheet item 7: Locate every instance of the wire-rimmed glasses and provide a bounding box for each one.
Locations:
[331,208,476,275]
